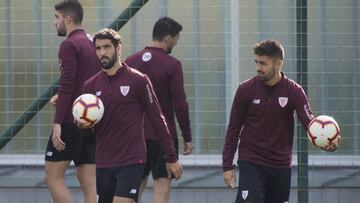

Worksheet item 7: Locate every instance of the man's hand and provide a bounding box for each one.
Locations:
[166,161,183,180]
[52,123,65,151]
[50,94,58,107]
[73,119,94,129]
[183,141,194,155]
[321,135,341,152]
[223,169,236,188]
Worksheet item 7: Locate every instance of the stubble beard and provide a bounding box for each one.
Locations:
[101,51,118,70]
[57,24,66,37]
[257,65,276,82]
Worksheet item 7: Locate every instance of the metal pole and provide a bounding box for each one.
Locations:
[192,0,201,154]
[4,0,13,153]
[34,0,43,152]
[296,0,309,202]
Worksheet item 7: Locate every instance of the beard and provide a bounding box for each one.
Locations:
[257,73,266,81]
[57,23,66,37]
[257,66,276,81]
[100,51,118,70]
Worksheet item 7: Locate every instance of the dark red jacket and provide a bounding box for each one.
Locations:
[125,47,191,143]
[223,73,314,170]
[82,64,177,168]
[54,29,100,124]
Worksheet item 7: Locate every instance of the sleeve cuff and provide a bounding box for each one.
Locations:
[165,154,178,163]
[223,165,235,172]
[54,118,63,125]
[183,133,192,143]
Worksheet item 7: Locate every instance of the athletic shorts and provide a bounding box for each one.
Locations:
[143,139,178,179]
[45,123,95,167]
[235,160,291,203]
[96,164,145,203]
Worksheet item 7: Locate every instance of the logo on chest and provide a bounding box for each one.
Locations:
[278,97,288,108]
[120,86,130,96]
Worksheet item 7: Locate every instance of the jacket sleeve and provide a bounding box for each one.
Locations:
[293,85,314,130]
[54,41,78,124]
[222,84,248,171]
[169,62,192,142]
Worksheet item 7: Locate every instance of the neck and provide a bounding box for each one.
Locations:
[265,72,282,86]
[104,61,123,76]
[150,41,167,52]
[66,24,82,37]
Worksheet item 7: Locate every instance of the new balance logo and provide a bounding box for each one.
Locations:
[46,151,53,156]
[252,99,261,104]
[130,189,137,194]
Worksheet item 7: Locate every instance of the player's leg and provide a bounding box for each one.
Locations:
[137,177,148,202]
[76,164,96,203]
[44,124,77,203]
[113,164,145,203]
[150,140,173,203]
[235,160,266,203]
[264,167,291,203]
[44,160,73,203]
[75,133,96,203]
[152,178,171,203]
[113,196,135,203]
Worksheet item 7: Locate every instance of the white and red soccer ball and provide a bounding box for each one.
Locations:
[72,94,104,128]
[307,115,340,148]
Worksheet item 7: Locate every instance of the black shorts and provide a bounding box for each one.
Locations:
[96,164,145,203]
[45,123,95,167]
[235,160,291,203]
[143,139,178,179]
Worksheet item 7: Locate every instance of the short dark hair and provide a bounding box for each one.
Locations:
[253,39,284,60]
[152,16,183,41]
[54,0,83,24]
[93,28,122,47]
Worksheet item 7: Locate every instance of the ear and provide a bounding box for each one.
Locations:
[64,15,71,24]
[276,59,283,69]
[116,44,121,55]
[164,35,172,43]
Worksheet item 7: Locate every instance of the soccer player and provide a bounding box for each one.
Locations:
[44,1,100,203]
[222,39,339,203]
[81,28,183,203]
[125,16,193,203]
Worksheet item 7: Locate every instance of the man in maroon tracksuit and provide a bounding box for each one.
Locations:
[82,28,182,203]
[222,39,339,203]
[125,16,193,203]
[45,1,100,203]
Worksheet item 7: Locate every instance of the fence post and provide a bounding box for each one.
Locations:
[296,0,309,202]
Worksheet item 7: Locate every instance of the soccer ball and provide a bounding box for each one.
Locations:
[72,93,104,128]
[307,115,340,148]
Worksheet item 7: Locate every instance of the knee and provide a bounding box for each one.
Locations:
[154,186,171,198]
[77,176,96,193]
[44,170,54,186]
[44,173,64,187]
[76,165,96,190]
[44,174,50,186]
